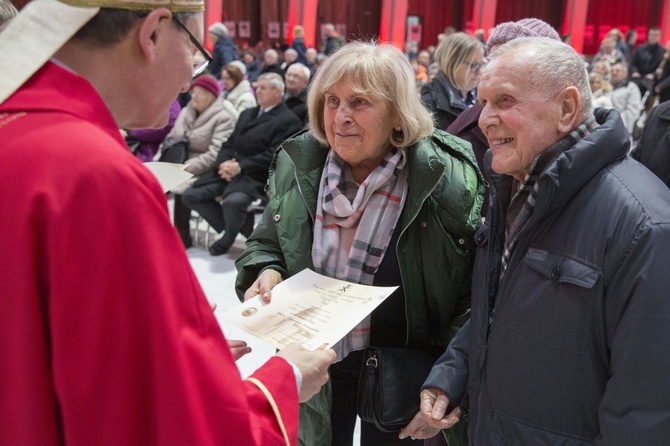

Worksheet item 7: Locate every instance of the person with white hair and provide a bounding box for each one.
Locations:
[0,0,336,443]
[401,37,670,445]
[281,47,298,72]
[283,62,310,125]
[261,48,284,78]
[208,21,236,79]
[305,46,318,72]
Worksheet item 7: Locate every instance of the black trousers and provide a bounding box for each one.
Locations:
[173,193,192,245]
[182,181,252,247]
[330,350,425,446]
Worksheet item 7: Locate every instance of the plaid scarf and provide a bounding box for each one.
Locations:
[312,147,408,359]
[500,116,598,280]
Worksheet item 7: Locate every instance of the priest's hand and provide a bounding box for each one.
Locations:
[277,344,336,402]
[228,339,252,361]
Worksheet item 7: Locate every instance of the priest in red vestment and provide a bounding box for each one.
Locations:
[0,0,335,444]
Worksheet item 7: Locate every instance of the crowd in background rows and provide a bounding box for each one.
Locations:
[123,17,670,256]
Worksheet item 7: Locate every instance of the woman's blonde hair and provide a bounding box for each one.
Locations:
[434,32,483,91]
[307,41,433,148]
[293,25,304,38]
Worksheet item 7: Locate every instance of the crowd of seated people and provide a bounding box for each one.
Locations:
[125,18,670,259]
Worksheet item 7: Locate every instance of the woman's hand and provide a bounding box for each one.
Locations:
[228,339,252,360]
[244,269,283,303]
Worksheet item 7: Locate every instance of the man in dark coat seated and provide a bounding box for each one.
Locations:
[283,62,310,126]
[182,72,302,255]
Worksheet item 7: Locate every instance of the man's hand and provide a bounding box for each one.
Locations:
[276,343,336,402]
[218,159,241,182]
[228,339,252,360]
[398,411,443,440]
[398,388,462,440]
[244,269,283,303]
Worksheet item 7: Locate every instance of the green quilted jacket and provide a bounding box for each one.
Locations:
[235,129,484,349]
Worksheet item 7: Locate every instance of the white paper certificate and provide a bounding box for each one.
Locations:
[223,269,398,351]
[143,162,193,193]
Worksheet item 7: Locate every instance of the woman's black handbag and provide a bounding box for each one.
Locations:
[357,346,437,433]
[159,135,189,164]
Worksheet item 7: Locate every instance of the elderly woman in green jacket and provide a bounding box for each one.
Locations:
[235,41,484,446]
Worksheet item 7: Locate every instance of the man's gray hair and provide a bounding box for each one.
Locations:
[288,62,311,80]
[258,72,285,95]
[492,37,593,115]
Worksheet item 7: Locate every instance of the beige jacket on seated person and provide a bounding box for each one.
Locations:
[158,98,236,194]
[221,79,257,120]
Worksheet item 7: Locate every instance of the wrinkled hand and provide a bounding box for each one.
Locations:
[277,343,336,402]
[228,339,252,361]
[244,269,283,303]
[398,411,443,440]
[398,388,462,440]
[218,159,241,182]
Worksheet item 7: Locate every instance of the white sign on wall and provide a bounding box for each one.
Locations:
[238,21,251,38]
[268,22,280,38]
[224,21,236,38]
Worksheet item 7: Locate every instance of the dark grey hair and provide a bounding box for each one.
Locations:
[258,72,285,95]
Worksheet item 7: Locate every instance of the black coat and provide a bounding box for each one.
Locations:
[209,37,236,79]
[631,43,664,76]
[633,100,670,187]
[196,103,302,199]
[426,109,670,444]
[284,89,308,126]
[420,71,475,131]
[245,59,262,83]
[260,63,285,79]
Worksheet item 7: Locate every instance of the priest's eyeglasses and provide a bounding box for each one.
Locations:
[172,16,213,77]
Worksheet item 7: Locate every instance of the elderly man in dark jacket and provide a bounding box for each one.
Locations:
[401,37,670,445]
[182,72,301,255]
[283,62,310,126]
